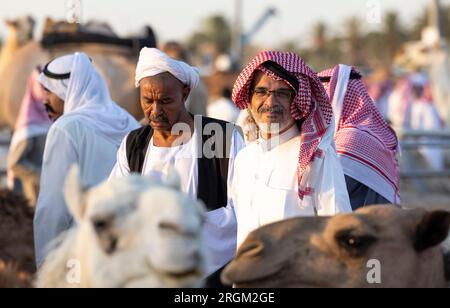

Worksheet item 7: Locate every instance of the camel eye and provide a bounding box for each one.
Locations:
[92,218,111,233]
[159,222,182,234]
[336,231,376,256]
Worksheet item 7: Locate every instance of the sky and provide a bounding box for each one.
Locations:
[1,0,448,48]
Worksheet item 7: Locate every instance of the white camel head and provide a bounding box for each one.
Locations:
[36,166,208,288]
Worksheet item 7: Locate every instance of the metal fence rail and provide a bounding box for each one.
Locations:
[0,132,10,185]
[398,129,450,179]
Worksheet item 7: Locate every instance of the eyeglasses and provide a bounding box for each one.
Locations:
[251,88,295,103]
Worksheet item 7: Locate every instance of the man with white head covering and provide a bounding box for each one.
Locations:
[109,48,245,287]
[34,52,139,267]
[230,51,352,248]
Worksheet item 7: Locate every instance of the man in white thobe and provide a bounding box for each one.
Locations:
[230,51,352,248]
[109,48,245,287]
[34,53,139,267]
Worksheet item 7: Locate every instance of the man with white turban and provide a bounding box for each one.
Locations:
[109,48,245,287]
[34,52,139,267]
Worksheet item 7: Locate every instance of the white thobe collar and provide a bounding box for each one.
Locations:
[256,124,300,152]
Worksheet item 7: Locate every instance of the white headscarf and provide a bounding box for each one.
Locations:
[135,47,200,89]
[38,54,73,101]
[38,52,139,146]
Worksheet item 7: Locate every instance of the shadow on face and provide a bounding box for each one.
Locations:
[43,88,64,121]
[139,73,190,132]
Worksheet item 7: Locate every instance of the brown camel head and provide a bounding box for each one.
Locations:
[222,206,450,288]
[4,16,35,46]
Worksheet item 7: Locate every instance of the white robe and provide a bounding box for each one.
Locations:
[34,53,139,267]
[109,124,246,275]
[410,100,445,171]
[207,98,241,123]
[34,117,132,267]
[232,125,351,248]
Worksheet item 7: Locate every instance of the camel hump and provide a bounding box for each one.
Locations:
[41,18,157,53]
[43,18,117,37]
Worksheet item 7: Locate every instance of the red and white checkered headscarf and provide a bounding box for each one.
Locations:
[318,65,400,202]
[232,51,332,199]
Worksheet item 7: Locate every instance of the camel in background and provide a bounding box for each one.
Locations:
[0,16,154,129]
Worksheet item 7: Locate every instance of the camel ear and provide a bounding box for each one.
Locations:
[64,165,87,223]
[165,166,181,191]
[27,16,36,29]
[4,19,16,27]
[414,210,450,252]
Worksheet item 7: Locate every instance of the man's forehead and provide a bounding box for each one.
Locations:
[252,70,290,88]
[140,72,183,89]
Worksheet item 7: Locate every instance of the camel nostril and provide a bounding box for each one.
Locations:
[237,240,265,258]
[105,237,118,255]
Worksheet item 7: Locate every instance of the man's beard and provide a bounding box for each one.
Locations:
[251,106,294,135]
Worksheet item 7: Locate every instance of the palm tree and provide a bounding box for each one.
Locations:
[312,22,327,51]
[383,11,407,66]
[344,17,364,65]
[202,15,232,53]
[188,15,232,57]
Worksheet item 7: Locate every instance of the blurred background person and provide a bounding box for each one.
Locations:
[6,67,51,207]
[207,88,240,123]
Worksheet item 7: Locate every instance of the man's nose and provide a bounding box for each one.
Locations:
[151,103,163,116]
[264,93,278,107]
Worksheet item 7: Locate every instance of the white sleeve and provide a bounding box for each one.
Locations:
[108,134,131,180]
[227,129,246,208]
[34,125,78,268]
[202,128,246,275]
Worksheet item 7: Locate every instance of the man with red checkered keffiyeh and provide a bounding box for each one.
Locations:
[230,51,352,247]
[318,65,400,209]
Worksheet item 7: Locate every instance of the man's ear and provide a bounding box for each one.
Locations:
[64,165,87,223]
[182,86,191,103]
[414,210,450,252]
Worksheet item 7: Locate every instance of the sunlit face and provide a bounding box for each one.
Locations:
[139,73,190,132]
[248,71,296,136]
[43,88,64,121]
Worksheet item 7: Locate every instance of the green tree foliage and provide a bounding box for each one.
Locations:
[280,6,450,71]
[188,15,232,54]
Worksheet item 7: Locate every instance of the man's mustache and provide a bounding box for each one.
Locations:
[258,105,284,115]
[149,114,169,123]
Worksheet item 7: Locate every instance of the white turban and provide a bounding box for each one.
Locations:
[135,47,200,89]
